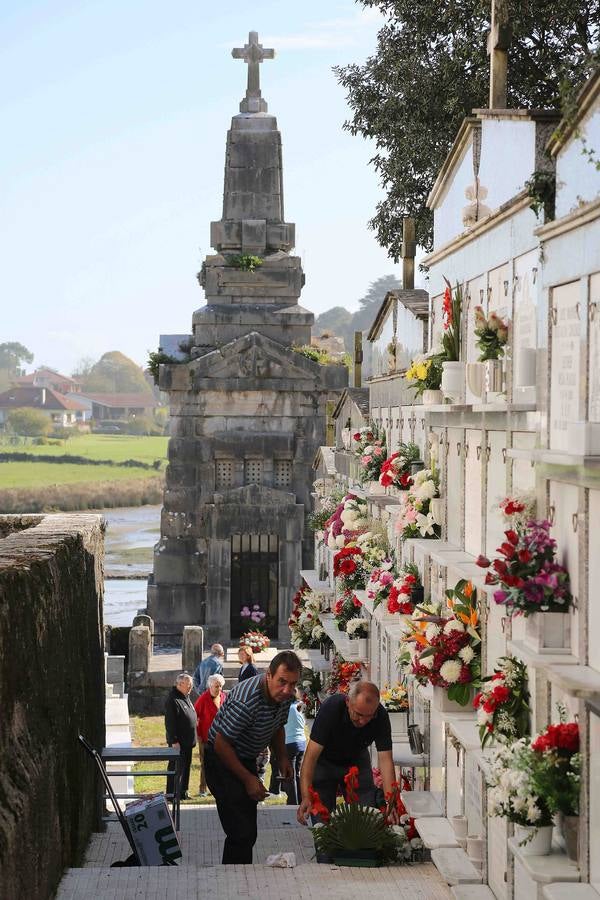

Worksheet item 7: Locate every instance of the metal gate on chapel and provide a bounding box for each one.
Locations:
[230,534,279,638]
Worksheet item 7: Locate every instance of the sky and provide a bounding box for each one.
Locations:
[1,0,401,375]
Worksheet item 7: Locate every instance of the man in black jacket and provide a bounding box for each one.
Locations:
[165,673,198,800]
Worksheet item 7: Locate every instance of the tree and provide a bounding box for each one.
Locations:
[82,351,153,394]
[72,356,95,379]
[351,274,401,333]
[7,408,51,437]
[335,0,600,257]
[0,342,33,375]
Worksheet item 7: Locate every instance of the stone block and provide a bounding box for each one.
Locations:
[128,625,151,673]
[241,218,267,253]
[225,190,282,221]
[227,167,281,195]
[182,625,203,674]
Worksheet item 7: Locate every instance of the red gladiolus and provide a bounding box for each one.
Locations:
[352,594,363,607]
[493,559,508,576]
[476,554,491,568]
[497,542,516,559]
[505,529,519,545]
[504,500,525,516]
[518,549,533,563]
[344,765,360,803]
[484,571,497,585]
[309,785,331,823]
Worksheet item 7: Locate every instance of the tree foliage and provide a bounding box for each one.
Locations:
[82,351,152,394]
[335,0,600,257]
[7,407,51,437]
[0,342,34,374]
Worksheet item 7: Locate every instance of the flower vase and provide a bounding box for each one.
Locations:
[433,685,473,713]
[368,481,386,496]
[441,361,466,404]
[388,711,409,740]
[429,498,444,527]
[514,824,553,856]
[524,611,570,654]
[484,359,504,403]
[422,389,443,405]
[558,813,579,862]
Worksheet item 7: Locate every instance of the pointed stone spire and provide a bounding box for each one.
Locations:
[232,31,275,114]
[487,0,511,108]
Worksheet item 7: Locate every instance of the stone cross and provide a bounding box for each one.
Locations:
[232,31,275,114]
[487,0,511,108]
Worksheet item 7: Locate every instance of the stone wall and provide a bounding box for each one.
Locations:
[0,514,105,900]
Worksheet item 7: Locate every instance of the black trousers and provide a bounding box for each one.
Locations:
[283,741,305,804]
[204,744,258,864]
[312,749,376,817]
[166,744,193,798]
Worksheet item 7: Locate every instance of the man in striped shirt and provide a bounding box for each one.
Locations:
[204,649,302,864]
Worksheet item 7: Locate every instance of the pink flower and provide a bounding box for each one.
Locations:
[379,572,394,586]
[361,455,372,464]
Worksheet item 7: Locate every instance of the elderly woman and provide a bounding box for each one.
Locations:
[194,673,227,796]
[165,672,197,801]
[237,645,258,682]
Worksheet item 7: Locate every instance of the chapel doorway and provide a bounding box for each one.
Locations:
[230,533,279,639]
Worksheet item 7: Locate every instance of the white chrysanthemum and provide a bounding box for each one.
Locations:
[415,479,437,500]
[414,468,431,485]
[439,659,462,683]
[335,534,346,548]
[458,645,474,663]
[443,620,465,634]
[526,801,541,823]
[477,706,493,726]
[312,625,324,639]
[425,624,440,641]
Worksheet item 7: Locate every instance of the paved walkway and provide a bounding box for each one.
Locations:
[57,805,451,899]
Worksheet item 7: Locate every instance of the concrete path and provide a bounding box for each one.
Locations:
[57,805,451,899]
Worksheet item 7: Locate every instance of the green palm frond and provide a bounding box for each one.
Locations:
[312,803,401,859]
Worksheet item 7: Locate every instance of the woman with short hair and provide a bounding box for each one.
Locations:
[194,673,227,797]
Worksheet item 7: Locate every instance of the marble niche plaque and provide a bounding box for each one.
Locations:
[589,489,600,673]
[446,428,464,547]
[512,249,538,402]
[590,709,600,891]
[487,814,509,900]
[511,431,536,493]
[549,480,579,658]
[465,275,486,404]
[485,431,507,558]
[550,280,582,452]
[464,428,483,557]
[464,752,485,838]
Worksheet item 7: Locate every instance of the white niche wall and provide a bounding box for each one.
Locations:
[548,480,579,658]
[446,427,464,547]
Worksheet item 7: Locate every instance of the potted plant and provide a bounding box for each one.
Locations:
[530,713,580,861]
[440,278,465,403]
[383,564,423,616]
[381,684,409,740]
[487,739,554,855]
[394,466,442,541]
[476,518,572,652]
[474,305,509,401]
[352,423,387,490]
[473,656,530,749]
[239,631,270,653]
[378,442,421,493]
[404,354,444,405]
[345,617,369,658]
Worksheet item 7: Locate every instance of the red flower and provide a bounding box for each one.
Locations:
[344,766,360,803]
[476,554,491,568]
[473,691,482,708]
[504,500,525,516]
[399,472,412,487]
[352,594,363,607]
[338,558,357,575]
[497,542,516,559]
[492,559,508,576]
[532,722,579,754]
[483,697,496,714]
[442,285,453,330]
[505,529,519,546]
[353,433,361,441]
[518,549,533,564]
[492,685,510,704]
[484,571,497,585]
[309,785,330,823]
[405,574,416,585]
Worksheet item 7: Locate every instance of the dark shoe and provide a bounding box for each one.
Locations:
[181,791,189,800]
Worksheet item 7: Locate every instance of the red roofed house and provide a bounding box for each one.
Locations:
[12,367,82,394]
[0,386,90,427]
[73,392,158,421]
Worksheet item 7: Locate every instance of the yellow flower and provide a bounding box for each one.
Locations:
[415,363,428,380]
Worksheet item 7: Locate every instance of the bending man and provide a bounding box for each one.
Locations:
[297,681,397,823]
[205,649,301,863]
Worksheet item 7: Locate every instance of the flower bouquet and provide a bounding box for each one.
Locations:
[441,278,462,362]
[334,546,368,593]
[474,306,509,361]
[387,565,423,614]
[239,631,270,653]
[310,767,422,866]
[402,580,481,706]
[476,518,572,616]
[307,485,346,533]
[404,354,444,398]
[394,466,441,540]
[473,656,530,748]
[241,603,266,626]
[352,423,387,486]
[380,684,409,712]
[346,617,369,639]
[323,494,368,550]
[333,590,364,631]
[327,654,362,694]
[300,668,324,718]
[288,586,326,650]
[378,442,421,490]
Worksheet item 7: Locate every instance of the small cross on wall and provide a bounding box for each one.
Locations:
[232,31,275,114]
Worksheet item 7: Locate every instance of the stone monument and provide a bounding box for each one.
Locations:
[148,32,347,643]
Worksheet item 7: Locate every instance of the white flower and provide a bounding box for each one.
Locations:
[335,534,346,548]
[415,479,437,501]
[526,801,541,823]
[425,624,440,641]
[458,645,474,663]
[420,654,434,669]
[327,533,337,549]
[416,512,436,536]
[439,659,462,683]
[443,620,465,634]
[477,706,493,726]
[414,468,431,486]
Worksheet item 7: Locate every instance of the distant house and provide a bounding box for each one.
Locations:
[13,367,83,394]
[74,392,158,421]
[0,386,89,427]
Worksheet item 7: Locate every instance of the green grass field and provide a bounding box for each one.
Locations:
[0,434,168,489]
[130,716,286,806]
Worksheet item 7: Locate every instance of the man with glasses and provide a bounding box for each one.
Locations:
[296,680,397,824]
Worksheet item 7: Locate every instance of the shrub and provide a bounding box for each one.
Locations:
[7,408,51,437]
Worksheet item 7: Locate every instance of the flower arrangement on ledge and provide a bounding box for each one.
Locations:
[476,518,572,616]
[399,580,480,706]
[473,656,530,749]
[378,441,421,490]
[474,306,509,361]
[380,684,409,712]
[346,617,369,639]
[404,354,444,397]
[333,531,389,593]
[394,466,441,540]
[327,654,362,694]
[333,590,363,631]
[352,423,387,485]
[310,767,422,865]
[323,494,368,550]
[441,278,463,362]
[300,668,324,718]
[487,738,553,832]
[307,485,346,533]
[531,713,580,819]
[288,586,326,650]
[239,631,270,653]
[367,563,422,615]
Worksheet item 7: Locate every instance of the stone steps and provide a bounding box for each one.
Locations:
[431,848,483,886]
[451,887,496,899]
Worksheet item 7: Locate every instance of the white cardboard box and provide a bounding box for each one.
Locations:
[124,794,182,866]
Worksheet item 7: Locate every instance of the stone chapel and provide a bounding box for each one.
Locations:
[148,32,347,643]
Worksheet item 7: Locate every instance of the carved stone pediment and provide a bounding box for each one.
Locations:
[190,331,320,382]
[212,483,298,506]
